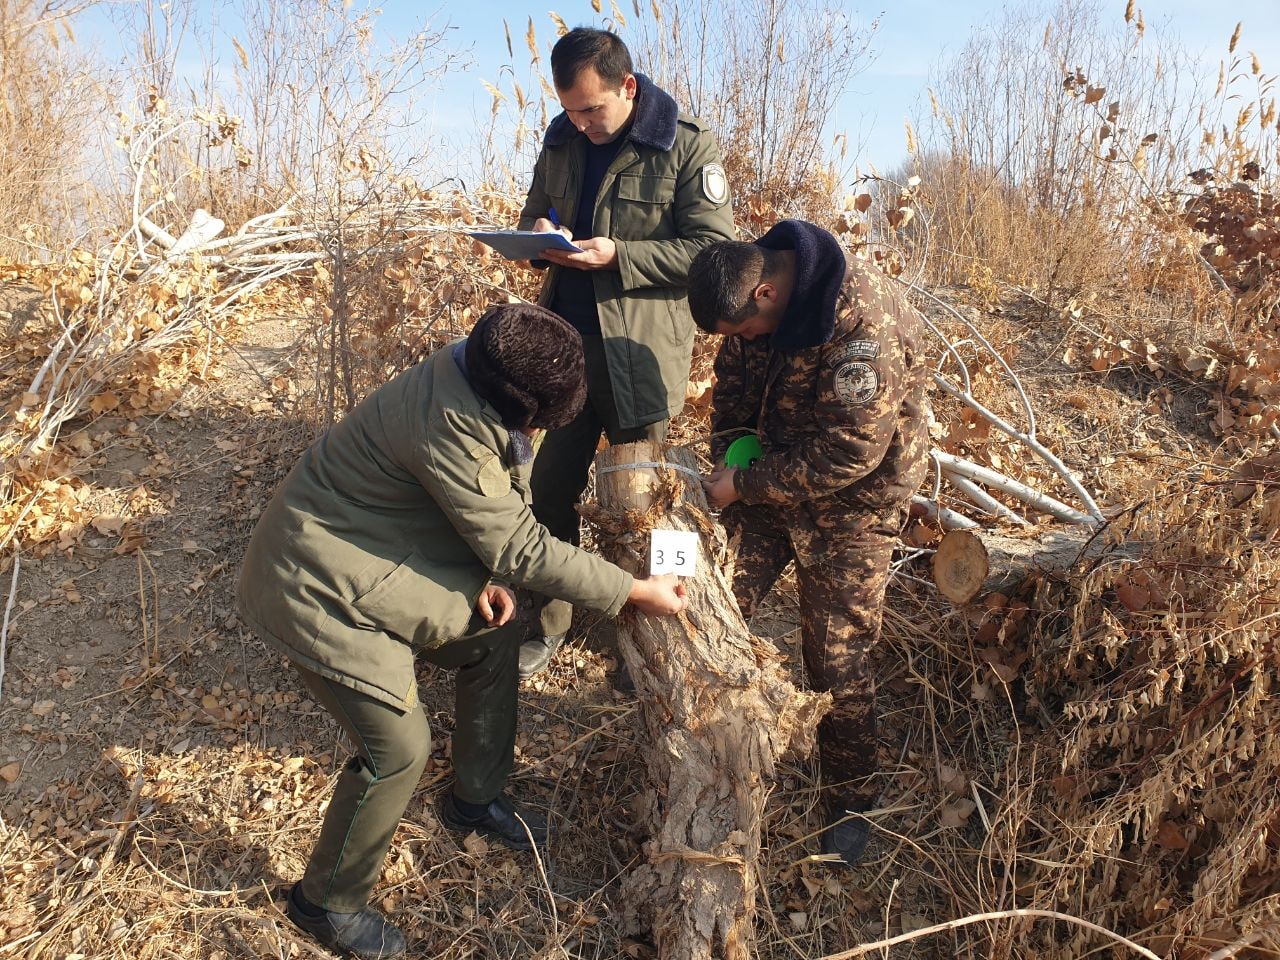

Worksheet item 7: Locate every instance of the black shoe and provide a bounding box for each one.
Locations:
[820,808,873,867]
[439,791,548,850]
[518,633,566,679]
[285,884,406,959]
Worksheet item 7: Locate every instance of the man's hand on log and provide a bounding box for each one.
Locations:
[702,467,741,509]
[627,574,689,615]
[476,583,517,626]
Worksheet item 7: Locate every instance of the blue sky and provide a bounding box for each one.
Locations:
[423,0,1280,168]
[76,0,1280,181]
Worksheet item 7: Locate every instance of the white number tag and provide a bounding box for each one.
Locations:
[649,529,699,577]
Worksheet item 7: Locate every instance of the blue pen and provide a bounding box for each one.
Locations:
[548,207,561,228]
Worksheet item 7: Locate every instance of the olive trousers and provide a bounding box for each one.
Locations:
[293,615,522,913]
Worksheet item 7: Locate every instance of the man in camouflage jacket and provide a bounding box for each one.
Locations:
[688,219,930,866]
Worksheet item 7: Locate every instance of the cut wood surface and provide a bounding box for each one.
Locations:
[583,441,830,960]
[931,525,1105,604]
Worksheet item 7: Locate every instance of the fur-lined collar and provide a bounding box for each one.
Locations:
[754,220,849,352]
[543,74,679,151]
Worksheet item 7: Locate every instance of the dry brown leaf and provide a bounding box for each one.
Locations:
[1115,580,1150,612]
[940,798,977,828]
[1156,820,1190,851]
[0,762,20,783]
[942,798,977,829]
[91,515,124,535]
[901,912,931,934]
[89,391,120,413]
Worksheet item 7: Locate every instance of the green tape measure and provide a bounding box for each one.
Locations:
[724,435,763,469]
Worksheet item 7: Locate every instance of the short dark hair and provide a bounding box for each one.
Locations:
[550,27,633,90]
[688,242,782,333]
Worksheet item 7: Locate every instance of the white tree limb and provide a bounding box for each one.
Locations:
[943,471,1032,525]
[817,907,1162,960]
[0,549,19,704]
[933,450,1092,524]
[912,495,980,530]
[931,377,1104,523]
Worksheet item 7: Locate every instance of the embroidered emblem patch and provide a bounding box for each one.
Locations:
[701,163,728,204]
[834,360,879,406]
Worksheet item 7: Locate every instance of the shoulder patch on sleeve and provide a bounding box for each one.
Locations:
[470,445,511,498]
[701,163,729,205]
[476,455,511,497]
[833,360,880,406]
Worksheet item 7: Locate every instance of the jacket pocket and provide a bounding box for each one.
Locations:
[615,174,676,238]
[545,162,572,205]
[616,173,675,202]
[351,551,475,649]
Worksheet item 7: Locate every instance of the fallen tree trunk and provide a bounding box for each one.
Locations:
[582,440,829,960]
[931,526,1112,604]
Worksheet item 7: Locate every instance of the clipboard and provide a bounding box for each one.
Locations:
[468,230,583,260]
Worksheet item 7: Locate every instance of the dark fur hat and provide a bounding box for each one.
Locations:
[465,304,587,430]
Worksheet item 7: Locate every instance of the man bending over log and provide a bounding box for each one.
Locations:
[688,220,930,866]
[237,304,687,959]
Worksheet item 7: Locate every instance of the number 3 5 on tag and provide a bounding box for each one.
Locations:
[649,529,699,577]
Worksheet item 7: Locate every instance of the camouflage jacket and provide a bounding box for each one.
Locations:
[711,245,930,557]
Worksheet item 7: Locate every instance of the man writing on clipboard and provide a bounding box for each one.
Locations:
[516,27,736,678]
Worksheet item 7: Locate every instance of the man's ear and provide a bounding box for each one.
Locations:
[754,281,778,305]
[622,73,638,99]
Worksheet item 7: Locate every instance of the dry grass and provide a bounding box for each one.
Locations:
[0,0,105,261]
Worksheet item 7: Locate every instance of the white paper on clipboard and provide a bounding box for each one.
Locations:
[467,230,583,260]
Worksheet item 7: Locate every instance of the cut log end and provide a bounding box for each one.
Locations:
[932,529,990,604]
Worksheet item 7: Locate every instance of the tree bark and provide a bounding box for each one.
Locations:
[582,440,829,960]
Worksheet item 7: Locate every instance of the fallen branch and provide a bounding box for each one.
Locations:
[1204,925,1279,960]
[0,548,18,704]
[817,908,1162,960]
[933,450,1093,525]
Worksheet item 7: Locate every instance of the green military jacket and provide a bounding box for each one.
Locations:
[518,74,736,429]
[236,344,633,710]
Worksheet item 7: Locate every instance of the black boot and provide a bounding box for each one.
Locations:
[820,806,873,867]
[440,791,549,850]
[518,632,566,679]
[286,884,406,959]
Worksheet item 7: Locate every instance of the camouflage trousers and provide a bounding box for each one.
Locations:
[723,503,901,809]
